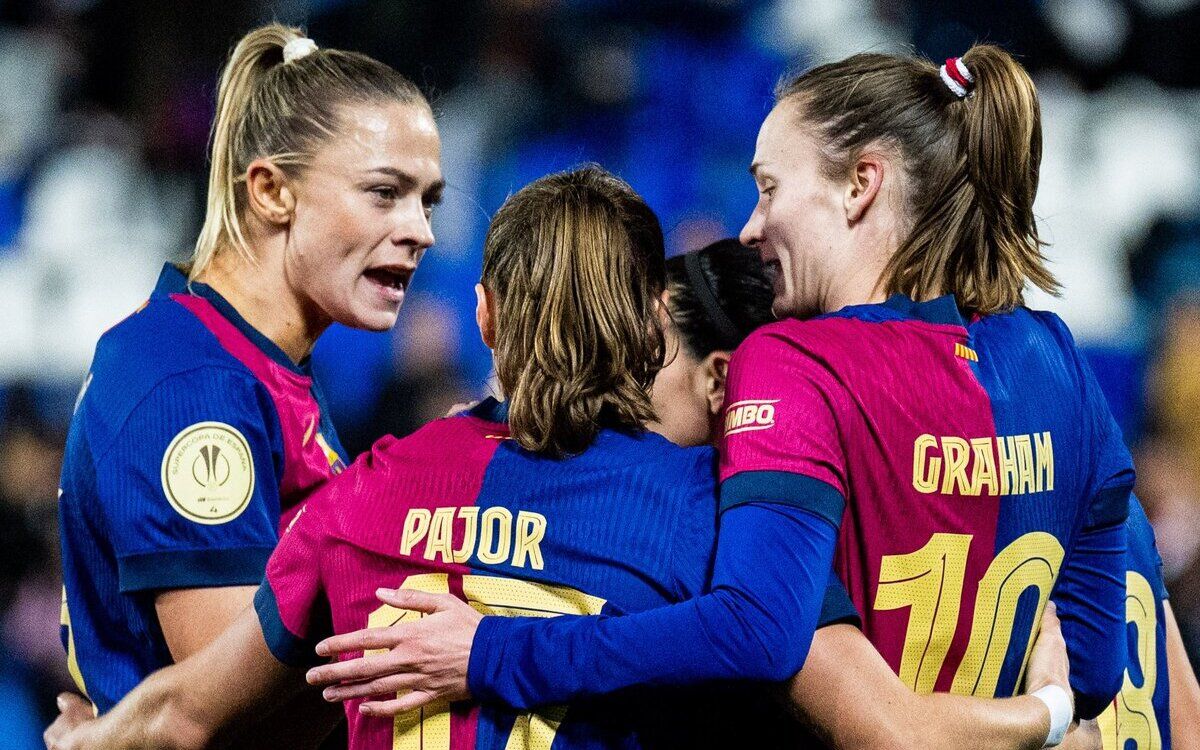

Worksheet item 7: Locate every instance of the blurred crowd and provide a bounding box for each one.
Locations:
[1,0,1199,742]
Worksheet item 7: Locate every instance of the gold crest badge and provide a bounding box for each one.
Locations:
[160,422,255,525]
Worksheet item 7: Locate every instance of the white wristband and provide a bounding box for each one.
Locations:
[1031,684,1072,747]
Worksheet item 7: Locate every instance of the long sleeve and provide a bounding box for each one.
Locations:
[1052,483,1130,719]
[466,501,839,710]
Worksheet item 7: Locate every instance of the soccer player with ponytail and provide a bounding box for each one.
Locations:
[54,20,441,729]
[315,45,1133,748]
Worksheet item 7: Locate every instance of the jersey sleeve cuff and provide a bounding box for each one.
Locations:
[466,615,511,704]
[1087,483,1133,530]
[254,579,325,668]
[117,546,274,593]
[719,470,845,528]
[817,579,861,629]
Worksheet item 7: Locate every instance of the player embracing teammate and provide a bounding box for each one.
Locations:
[46,28,1200,750]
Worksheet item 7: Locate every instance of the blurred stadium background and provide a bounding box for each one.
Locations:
[1,0,1199,743]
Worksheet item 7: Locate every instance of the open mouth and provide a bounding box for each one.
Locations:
[761,257,782,286]
[364,265,414,293]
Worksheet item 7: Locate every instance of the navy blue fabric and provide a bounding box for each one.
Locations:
[254,579,327,668]
[1122,496,1171,743]
[57,265,297,712]
[468,501,837,708]
[963,307,1131,715]
[720,469,845,527]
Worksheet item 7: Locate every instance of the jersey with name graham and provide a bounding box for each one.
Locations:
[720,295,1134,715]
[1097,496,1172,749]
[58,263,347,712]
[256,398,857,749]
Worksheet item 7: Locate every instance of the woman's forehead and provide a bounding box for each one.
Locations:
[316,101,440,169]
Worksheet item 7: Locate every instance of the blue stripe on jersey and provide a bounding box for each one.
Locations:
[968,308,1132,715]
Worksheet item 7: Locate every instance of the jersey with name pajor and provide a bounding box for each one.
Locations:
[58,263,347,712]
[256,399,854,749]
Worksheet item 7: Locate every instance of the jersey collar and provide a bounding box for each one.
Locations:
[153,263,310,376]
[880,294,967,328]
[466,396,509,424]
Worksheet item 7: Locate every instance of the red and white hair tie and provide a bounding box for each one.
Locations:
[940,57,974,98]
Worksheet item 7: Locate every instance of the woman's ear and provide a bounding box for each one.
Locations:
[475,283,497,349]
[844,150,886,224]
[701,350,731,417]
[245,158,295,225]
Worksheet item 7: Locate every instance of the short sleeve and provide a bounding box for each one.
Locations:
[254,492,333,668]
[818,574,861,628]
[1127,496,1169,602]
[94,367,284,593]
[1078,346,1135,530]
[718,327,848,527]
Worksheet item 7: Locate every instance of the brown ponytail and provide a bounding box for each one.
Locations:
[777,43,1058,314]
[483,166,666,457]
[192,23,426,280]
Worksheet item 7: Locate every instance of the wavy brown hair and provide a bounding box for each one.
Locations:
[484,166,666,457]
[777,44,1057,314]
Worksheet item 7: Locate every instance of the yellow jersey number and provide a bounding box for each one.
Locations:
[874,531,1065,697]
[366,573,606,750]
[1096,571,1162,750]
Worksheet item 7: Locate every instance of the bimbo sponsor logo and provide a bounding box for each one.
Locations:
[724,399,779,436]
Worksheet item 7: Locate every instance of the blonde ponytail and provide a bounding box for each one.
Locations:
[190,23,426,280]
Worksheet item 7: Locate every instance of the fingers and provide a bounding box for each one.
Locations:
[307,651,407,686]
[321,673,425,702]
[1040,600,1060,629]
[358,690,440,717]
[315,627,401,659]
[374,588,458,614]
[57,692,94,721]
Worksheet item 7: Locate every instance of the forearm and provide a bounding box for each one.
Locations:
[469,503,836,709]
[790,624,1050,750]
[70,665,214,750]
[1166,601,1200,750]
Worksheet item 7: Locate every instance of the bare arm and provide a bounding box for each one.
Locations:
[1166,600,1200,750]
[789,603,1077,750]
[47,606,306,750]
[156,586,258,661]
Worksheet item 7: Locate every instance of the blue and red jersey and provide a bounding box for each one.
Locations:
[255,398,856,749]
[466,295,1132,720]
[1098,497,1172,749]
[57,263,347,712]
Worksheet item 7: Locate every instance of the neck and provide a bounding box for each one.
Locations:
[196,250,330,363]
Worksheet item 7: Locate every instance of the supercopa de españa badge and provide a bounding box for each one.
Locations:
[160,421,255,525]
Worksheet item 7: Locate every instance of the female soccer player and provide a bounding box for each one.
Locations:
[45,194,1079,750]
[54,19,442,735]
[308,44,1135,747]
[654,241,1200,749]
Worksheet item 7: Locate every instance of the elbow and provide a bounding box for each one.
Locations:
[744,621,814,682]
[1071,670,1122,721]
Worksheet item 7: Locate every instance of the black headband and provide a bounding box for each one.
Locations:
[683,251,742,350]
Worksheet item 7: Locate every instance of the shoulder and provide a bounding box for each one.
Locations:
[90,296,254,400]
[81,301,273,458]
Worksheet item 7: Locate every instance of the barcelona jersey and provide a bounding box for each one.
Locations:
[58,263,347,712]
[1098,497,1172,749]
[256,398,855,749]
[719,295,1132,713]
[459,295,1132,723]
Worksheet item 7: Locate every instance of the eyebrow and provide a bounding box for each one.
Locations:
[366,167,446,203]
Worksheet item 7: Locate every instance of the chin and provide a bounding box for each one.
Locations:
[341,307,401,332]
